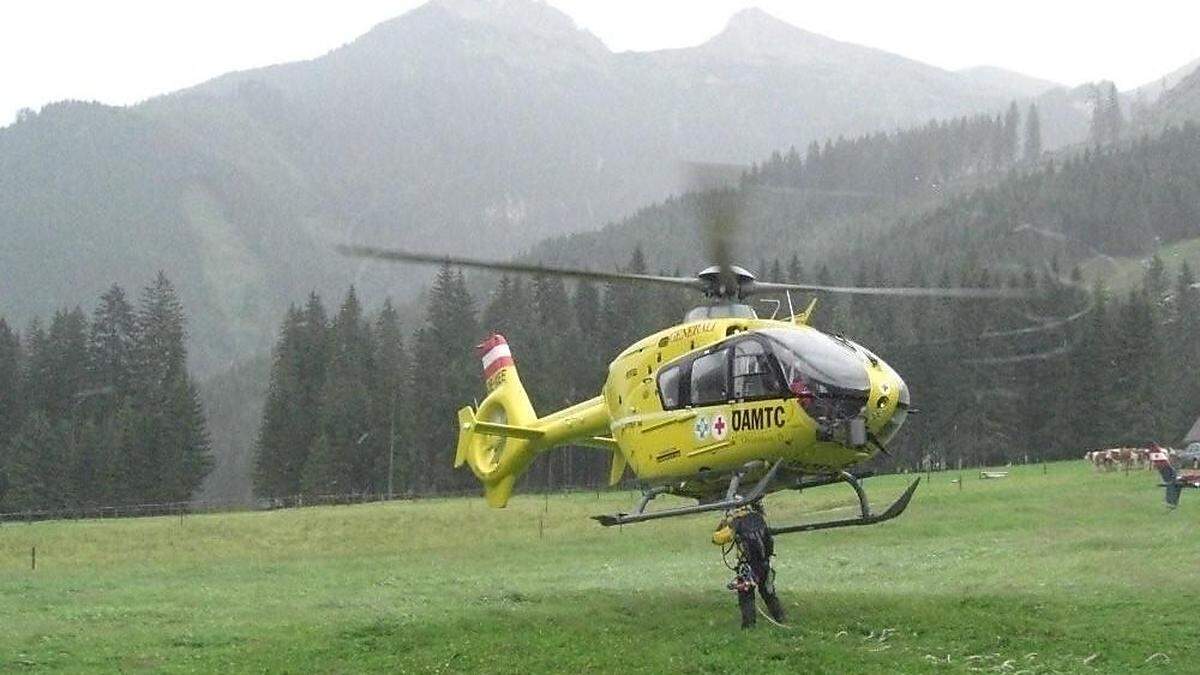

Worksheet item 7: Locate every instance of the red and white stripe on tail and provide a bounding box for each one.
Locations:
[477,334,515,380]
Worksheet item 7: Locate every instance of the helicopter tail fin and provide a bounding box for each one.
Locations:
[455,334,542,507]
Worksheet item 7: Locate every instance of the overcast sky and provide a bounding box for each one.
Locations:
[3,0,1199,126]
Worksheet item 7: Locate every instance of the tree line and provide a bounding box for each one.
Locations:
[0,273,210,512]
[892,121,1200,263]
[253,239,1199,498]
[252,256,689,499]
[744,101,1043,198]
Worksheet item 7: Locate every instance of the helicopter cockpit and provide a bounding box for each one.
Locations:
[658,328,874,418]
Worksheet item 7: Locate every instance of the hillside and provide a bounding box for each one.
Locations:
[957,65,1060,98]
[1080,236,1200,292]
[2,463,1197,671]
[1145,64,1200,129]
[0,0,1086,374]
[525,118,1200,288]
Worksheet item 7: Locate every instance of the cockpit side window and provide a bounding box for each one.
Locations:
[689,349,730,406]
[731,338,784,400]
[657,365,683,410]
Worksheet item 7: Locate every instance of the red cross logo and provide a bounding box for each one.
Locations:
[713,414,728,440]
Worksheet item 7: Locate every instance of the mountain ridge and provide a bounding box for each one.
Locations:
[0,0,1121,375]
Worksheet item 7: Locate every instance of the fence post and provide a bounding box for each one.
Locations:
[31,546,36,571]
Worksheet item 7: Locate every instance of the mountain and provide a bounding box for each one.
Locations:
[1131,56,1200,103]
[1143,63,1200,129]
[0,0,1083,374]
[958,66,1060,98]
[522,113,1200,291]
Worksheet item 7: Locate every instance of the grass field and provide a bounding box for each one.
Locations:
[2,461,1197,673]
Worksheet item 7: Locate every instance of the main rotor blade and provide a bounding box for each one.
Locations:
[749,280,1029,299]
[684,162,745,286]
[336,244,704,290]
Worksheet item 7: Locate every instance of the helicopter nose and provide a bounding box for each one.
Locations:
[870,369,909,446]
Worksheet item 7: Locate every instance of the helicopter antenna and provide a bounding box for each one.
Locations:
[759,298,781,320]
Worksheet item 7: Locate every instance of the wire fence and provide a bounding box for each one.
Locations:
[0,457,1033,526]
[0,483,632,526]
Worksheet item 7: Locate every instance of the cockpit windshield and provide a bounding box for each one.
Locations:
[759,328,870,394]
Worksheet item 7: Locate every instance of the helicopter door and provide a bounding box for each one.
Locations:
[636,347,731,478]
[731,338,784,401]
[685,347,733,454]
[728,336,796,445]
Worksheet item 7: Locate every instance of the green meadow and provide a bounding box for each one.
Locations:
[2,461,1197,673]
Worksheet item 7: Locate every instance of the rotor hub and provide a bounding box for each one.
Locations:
[697,265,755,300]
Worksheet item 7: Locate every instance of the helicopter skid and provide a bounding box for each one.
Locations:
[768,472,920,535]
[591,460,784,527]
[591,462,920,533]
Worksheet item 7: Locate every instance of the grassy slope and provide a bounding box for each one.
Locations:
[1081,236,1200,293]
[1,462,1197,673]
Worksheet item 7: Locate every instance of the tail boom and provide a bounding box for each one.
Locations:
[456,334,612,507]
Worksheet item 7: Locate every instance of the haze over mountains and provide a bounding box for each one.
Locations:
[0,0,1192,374]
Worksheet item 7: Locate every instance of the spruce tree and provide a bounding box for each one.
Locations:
[371,299,407,496]
[1170,263,1200,437]
[1002,101,1020,166]
[254,306,306,498]
[302,287,374,495]
[1024,103,1042,163]
[601,247,651,357]
[129,272,211,502]
[2,412,74,511]
[1106,83,1123,145]
[39,308,90,423]
[0,319,22,466]
[296,292,330,467]
[409,266,479,491]
[87,284,137,408]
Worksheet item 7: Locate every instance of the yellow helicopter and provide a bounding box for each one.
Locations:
[338,235,1025,535]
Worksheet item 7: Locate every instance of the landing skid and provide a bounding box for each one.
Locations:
[591,461,920,534]
[769,472,920,535]
[591,460,784,527]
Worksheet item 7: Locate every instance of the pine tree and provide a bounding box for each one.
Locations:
[1106,83,1123,145]
[570,281,605,391]
[40,308,90,423]
[409,266,479,492]
[128,272,211,502]
[601,247,651,357]
[296,292,331,461]
[302,287,375,495]
[530,274,578,487]
[0,319,21,508]
[1002,101,1020,166]
[1,412,74,511]
[481,276,534,352]
[253,306,306,499]
[530,274,574,412]
[786,254,804,284]
[1024,103,1042,163]
[370,298,406,496]
[1089,82,1124,146]
[1170,263,1200,437]
[0,318,22,453]
[87,284,137,408]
